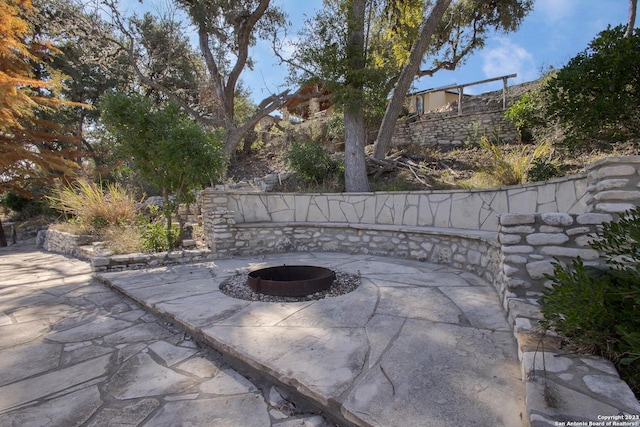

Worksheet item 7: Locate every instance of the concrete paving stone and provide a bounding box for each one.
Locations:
[0,292,60,314]
[200,368,259,395]
[275,282,377,328]
[0,385,102,427]
[343,319,525,427]
[202,325,368,406]
[46,317,132,342]
[154,292,251,329]
[273,415,333,427]
[176,355,221,378]
[144,394,271,427]
[60,344,113,367]
[376,286,463,323]
[86,398,160,427]
[0,341,61,386]
[0,353,110,412]
[0,319,50,350]
[10,303,80,324]
[116,278,219,306]
[148,340,198,367]
[526,378,622,423]
[116,308,147,322]
[0,313,11,326]
[116,342,148,364]
[364,314,406,369]
[582,374,640,412]
[439,286,511,331]
[105,352,198,400]
[218,301,315,327]
[102,322,176,344]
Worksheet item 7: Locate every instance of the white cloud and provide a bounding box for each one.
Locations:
[533,0,578,23]
[481,38,537,83]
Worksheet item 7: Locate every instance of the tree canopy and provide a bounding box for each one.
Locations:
[544,25,640,151]
[100,92,225,244]
[0,0,83,195]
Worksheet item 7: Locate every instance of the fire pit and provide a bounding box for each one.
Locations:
[246,265,335,297]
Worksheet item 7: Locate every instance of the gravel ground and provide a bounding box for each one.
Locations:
[219,270,360,302]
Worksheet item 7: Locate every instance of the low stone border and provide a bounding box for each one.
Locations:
[510,300,640,426]
[37,228,215,272]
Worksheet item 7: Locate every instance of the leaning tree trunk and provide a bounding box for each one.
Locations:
[373,0,453,159]
[626,0,638,37]
[343,0,370,192]
[0,217,7,247]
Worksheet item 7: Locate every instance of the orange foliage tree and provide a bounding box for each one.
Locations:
[0,0,83,245]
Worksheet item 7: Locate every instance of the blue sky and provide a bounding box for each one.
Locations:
[122,0,632,102]
[247,0,632,101]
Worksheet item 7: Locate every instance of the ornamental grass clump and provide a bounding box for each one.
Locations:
[48,180,138,235]
[540,207,640,396]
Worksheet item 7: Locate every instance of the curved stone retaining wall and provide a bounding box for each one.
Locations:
[204,173,589,232]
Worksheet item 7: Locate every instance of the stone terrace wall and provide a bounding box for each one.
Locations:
[203,174,589,232]
[391,110,518,147]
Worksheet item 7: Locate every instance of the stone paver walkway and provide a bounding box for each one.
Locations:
[0,242,332,426]
[98,251,526,426]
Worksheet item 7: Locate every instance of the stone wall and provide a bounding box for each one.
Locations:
[205,213,500,282]
[390,110,518,147]
[37,229,98,260]
[201,156,640,325]
[203,173,589,232]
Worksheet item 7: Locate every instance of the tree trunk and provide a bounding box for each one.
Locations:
[162,187,173,249]
[373,0,453,159]
[343,0,370,192]
[626,0,638,37]
[0,217,7,247]
[344,106,369,192]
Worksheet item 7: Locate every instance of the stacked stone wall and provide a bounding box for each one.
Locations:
[390,110,518,147]
[205,212,500,282]
[37,229,97,260]
[585,156,640,214]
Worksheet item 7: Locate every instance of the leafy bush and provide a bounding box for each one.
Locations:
[47,180,138,234]
[137,205,179,252]
[526,158,560,182]
[326,113,345,141]
[540,208,640,395]
[139,220,178,253]
[286,141,339,184]
[544,25,640,151]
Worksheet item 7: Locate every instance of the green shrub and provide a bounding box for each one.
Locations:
[526,158,560,182]
[540,208,640,396]
[326,113,345,141]
[137,205,178,252]
[286,141,339,184]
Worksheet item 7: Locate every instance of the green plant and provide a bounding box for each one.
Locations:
[139,220,178,252]
[286,141,339,185]
[100,93,225,244]
[544,25,640,151]
[540,208,640,396]
[47,180,138,234]
[474,137,554,186]
[326,113,345,141]
[527,158,560,182]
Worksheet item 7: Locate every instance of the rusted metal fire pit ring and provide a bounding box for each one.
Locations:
[246,265,335,297]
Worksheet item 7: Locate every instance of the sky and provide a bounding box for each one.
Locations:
[122,0,633,103]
